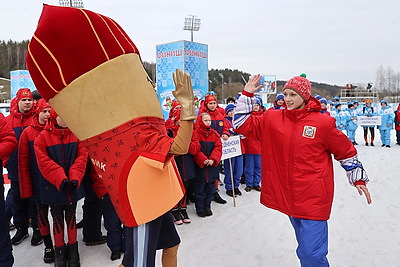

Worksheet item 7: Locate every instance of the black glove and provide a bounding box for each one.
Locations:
[59,179,68,192]
[70,180,79,191]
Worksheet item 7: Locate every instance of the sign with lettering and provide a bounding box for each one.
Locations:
[156,40,208,119]
[221,135,242,160]
[357,116,382,126]
[10,70,37,98]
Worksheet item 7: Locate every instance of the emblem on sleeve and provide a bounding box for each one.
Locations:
[302,126,316,139]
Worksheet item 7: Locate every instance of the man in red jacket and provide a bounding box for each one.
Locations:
[234,74,372,267]
[6,88,42,246]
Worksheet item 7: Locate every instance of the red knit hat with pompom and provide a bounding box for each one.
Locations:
[283,75,311,101]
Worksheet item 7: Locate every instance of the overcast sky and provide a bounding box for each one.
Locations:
[1,0,399,85]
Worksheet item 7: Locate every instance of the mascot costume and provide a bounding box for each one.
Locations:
[27,5,195,267]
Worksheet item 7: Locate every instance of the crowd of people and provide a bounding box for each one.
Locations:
[165,81,400,222]
[325,97,400,147]
[1,88,124,267]
[1,81,399,267]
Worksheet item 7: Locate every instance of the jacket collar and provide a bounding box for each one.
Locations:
[283,96,321,121]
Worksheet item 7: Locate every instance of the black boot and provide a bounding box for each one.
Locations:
[43,247,55,263]
[234,188,242,196]
[42,234,54,263]
[54,245,67,267]
[110,250,122,261]
[244,186,253,192]
[205,205,213,217]
[253,185,262,192]
[31,228,43,246]
[67,242,80,267]
[11,228,29,245]
[213,191,227,204]
[196,210,206,217]
[226,190,234,197]
[83,235,107,246]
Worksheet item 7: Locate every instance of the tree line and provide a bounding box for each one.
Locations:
[0,40,29,78]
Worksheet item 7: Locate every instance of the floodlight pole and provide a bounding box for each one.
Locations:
[219,73,224,103]
[59,0,84,8]
[183,15,201,42]
[190,18,194,42]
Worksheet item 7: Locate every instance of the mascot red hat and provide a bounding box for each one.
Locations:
[26,5,195,227]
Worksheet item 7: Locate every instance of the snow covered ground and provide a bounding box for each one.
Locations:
[8,129,400,267]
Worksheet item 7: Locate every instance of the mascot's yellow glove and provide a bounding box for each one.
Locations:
[172,69,196,121]
[170,69,195,155]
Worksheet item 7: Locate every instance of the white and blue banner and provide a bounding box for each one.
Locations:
[156,40,208,119]
[221,136,242,161]
[357,116,382,126]
[10,70,37,99]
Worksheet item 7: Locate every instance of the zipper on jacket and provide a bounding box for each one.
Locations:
[61,129,72,204]
[287,120,296,217]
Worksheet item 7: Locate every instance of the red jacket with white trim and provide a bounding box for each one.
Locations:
[235,94,357,220]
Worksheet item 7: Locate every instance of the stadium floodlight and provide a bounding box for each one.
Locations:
[59,0,84,8]
[183,15,201,42]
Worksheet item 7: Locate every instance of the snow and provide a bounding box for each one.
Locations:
[8,129,400,267]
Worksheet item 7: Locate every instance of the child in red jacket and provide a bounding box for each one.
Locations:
[242,98,263,192]
[196,95,229,205]
[0,113,17,267]
[190,113,222,217]
[18,99,54,263]
[34,113,88,267]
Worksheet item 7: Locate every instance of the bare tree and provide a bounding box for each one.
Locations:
[386,66,395,93]
[375,65,400,101]
[395,73,400,102]
[375,65,386,91]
